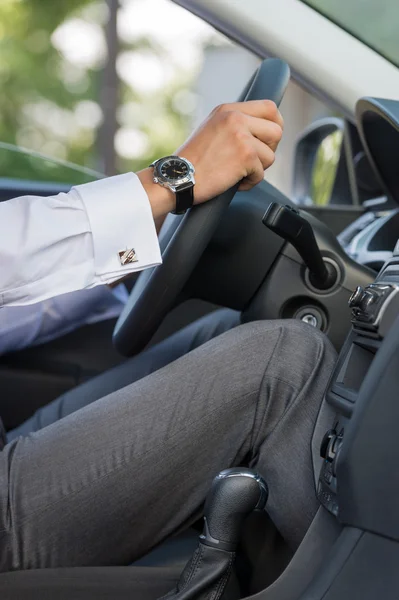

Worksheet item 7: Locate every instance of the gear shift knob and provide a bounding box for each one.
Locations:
[200,468,268,552]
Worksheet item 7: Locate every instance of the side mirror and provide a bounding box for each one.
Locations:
[292,117,387,208]
[292,117,347,206]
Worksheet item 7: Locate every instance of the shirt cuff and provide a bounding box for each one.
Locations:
[73,173,162,285]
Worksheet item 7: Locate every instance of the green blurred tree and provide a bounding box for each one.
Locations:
[311,130,343,206]
[0,0,96,181]
[0,0,194,183]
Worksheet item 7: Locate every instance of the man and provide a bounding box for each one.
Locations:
[0,100,337,576]
[0,284,128,355]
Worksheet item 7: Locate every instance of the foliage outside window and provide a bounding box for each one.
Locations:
[0,0,218,183]
[311,130,343,206]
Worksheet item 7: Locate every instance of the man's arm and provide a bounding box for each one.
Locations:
[0,173,162,307]
[0,285,127,355]
[0,100,283,307]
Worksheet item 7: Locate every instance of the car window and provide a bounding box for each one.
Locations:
[0,0,218,184]
[302,0,399,67]
[0,142,101,186]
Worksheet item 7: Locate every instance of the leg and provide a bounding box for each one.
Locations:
[8,308,240,440]
[0,320,336,571]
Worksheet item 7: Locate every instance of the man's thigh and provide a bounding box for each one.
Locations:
[8,308,240,440]
[0,320,336,571]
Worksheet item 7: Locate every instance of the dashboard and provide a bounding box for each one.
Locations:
[313,97,399,519]
[316,251,399,518]
[339,208,399,272]
[337,97,399,274]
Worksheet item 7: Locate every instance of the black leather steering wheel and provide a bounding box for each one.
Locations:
[113,58,290,357]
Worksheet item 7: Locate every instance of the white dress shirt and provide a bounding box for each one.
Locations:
[0,172,162,307]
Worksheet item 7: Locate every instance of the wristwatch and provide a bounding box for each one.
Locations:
[150,155,195,215]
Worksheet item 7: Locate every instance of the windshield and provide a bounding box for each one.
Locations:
[302,0,399,67]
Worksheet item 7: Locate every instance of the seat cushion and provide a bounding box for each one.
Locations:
[0,565,180,600]
[133,528,199,568]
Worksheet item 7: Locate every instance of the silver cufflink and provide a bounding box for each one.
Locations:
[118,248,138,265]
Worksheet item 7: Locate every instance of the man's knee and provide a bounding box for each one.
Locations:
[223,319,336,382]
[231,318,333,351]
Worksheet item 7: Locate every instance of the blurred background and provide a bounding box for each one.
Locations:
[0,0,336,196]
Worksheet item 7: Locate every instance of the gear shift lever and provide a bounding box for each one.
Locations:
[262,202,338,290]
[160,468,268,600]
[200,468,268,552]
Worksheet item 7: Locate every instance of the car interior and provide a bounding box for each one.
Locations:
[1,27,399,600]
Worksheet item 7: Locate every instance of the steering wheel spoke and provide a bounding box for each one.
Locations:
[113,58,290,357]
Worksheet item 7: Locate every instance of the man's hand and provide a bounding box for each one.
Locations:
[138,100,283,219]
[179,100,283,202]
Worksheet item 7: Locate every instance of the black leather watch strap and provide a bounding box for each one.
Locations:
[172,184,194,215]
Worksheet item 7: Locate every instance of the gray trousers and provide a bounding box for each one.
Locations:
[0,314,336,572]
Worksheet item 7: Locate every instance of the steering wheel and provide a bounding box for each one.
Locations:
[113,58,290,357]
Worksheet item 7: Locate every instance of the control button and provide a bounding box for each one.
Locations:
[301,314,318,327]
[326,435,337,463]
[324,470,333,484]
[331,435,341,454]
[348,286,364,308]
[320,429,336,459]
[332,441,343,477]
[295,306,326,330]
[318,483,338,515]
[360,291,375,308]
[352,284,396,326]
[285,204,299,214]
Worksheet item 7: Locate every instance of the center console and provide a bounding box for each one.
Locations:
[317,251,399,517]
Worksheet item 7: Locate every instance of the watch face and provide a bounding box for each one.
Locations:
[153,155,194,188]
[160,158,189,181]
